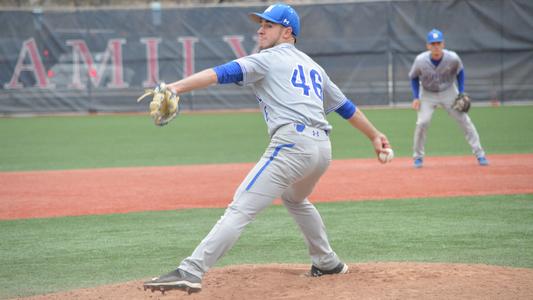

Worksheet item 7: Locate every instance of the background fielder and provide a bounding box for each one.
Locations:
[409,28,488,168]
[143,3,391,294]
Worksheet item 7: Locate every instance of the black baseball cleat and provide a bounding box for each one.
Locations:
[309,262,349,277]
[143,268,202,294]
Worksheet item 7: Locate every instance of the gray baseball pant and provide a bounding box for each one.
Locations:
[413,86,485,159]
[179,124,342,279]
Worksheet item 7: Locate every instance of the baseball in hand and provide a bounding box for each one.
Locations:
[378,148,394,163]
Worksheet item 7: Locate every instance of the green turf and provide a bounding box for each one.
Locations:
[1,195,532,298]
[1,105,533,171]
[0,112,268,171]
[328,105,533,159]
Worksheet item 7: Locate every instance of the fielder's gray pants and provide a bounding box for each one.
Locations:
[179,124,341,279]
[413,87,485,160]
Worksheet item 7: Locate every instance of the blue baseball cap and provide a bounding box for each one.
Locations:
[427,29,444,43]
[249,3,300,37]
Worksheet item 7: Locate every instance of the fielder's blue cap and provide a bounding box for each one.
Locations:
[249,3,300,37]
[427,29,444,43]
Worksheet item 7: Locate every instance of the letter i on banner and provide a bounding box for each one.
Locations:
[178,37,198,77]
[141,38,162,87]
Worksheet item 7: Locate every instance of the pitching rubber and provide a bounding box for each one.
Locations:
[143,278,202,295]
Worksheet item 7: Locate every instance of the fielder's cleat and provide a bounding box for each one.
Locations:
[309,262,349,277]
[477,156,489,166]
[414,158,423,168]
[143,268,202,294]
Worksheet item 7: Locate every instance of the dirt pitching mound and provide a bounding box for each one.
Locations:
[19,263,533,300]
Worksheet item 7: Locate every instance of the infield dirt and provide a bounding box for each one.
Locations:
[2,154,533,220]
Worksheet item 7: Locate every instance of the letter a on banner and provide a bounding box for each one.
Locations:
[5,38,53,89]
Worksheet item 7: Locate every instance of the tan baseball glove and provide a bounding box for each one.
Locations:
[137,83,179,126]
[452,93,471,113]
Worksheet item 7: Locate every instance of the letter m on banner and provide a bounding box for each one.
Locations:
[66,39,128,89]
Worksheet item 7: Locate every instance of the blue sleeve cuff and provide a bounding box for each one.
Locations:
[457,69,465,94]
[335,99,357,119]
[411,77,420,99]
[213,61,244,84]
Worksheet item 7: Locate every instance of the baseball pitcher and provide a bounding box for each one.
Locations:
[409,28,488,168]
[142,3,391,294]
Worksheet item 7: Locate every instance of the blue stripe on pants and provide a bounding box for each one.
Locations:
[245,143,295,191]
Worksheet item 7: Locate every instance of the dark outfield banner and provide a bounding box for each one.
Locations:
[1,0,532,114]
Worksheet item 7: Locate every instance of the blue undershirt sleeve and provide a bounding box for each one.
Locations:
[411,77,420,99]
[457,69,465,94]
[212,61,244,84]
[335,99,357,119]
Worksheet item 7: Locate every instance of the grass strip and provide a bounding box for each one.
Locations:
[1,106,532,171]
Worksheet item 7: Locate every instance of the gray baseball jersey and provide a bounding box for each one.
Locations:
[409,49,463,92]
[235,43,348,136]
[178,43,347,278]
[409,50,485,160]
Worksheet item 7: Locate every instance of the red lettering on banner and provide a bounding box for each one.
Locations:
[110,39,126,88]
[4,38,53,89]
[4,35,259,90]
[66,39,128,89]
[178,37,198,77]
[141,38,161,87]
[222,35,248,58]
[223,35,260,58]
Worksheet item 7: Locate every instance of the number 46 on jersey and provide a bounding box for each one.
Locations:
[291,64,323,101]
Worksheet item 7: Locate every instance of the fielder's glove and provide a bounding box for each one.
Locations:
[137,82,179,126]
[452,93,471,113]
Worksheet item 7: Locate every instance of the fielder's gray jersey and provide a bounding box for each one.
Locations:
[235,43,348,136]
[409,49,464,92]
